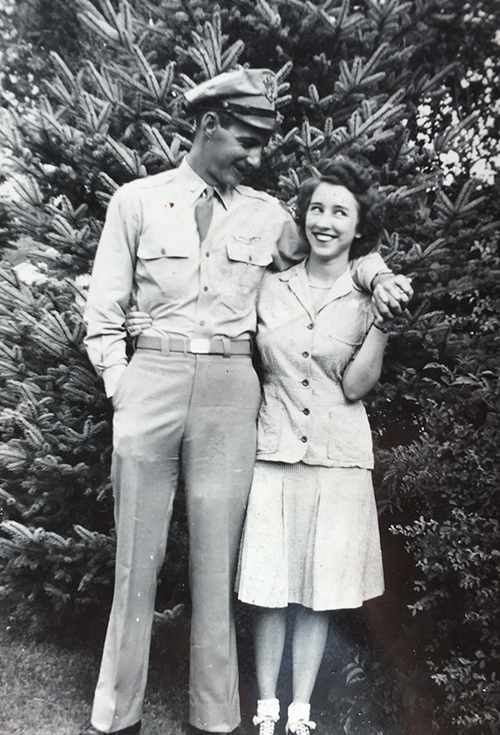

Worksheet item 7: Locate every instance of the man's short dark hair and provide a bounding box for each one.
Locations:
[194,109,236,130]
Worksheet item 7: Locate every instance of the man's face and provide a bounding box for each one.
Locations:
[201,117,270,189]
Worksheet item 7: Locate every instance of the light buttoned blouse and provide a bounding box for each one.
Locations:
[256,260,375,469]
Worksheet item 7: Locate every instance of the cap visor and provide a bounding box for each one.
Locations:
[231,112,279,132]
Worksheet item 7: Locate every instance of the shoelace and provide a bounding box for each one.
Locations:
[287,720,316,735]
[294,724,313,735]
[253,715,277,735]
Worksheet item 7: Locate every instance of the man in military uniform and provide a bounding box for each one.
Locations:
[82,69,412,735]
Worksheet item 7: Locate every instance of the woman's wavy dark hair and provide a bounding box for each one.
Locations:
[296,157,386,260]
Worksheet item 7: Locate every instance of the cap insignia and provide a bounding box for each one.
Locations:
[263,72,278,104]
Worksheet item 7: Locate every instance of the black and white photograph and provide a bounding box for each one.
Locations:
[0,2,498,734]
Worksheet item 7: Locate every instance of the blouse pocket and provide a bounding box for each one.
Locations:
[327,405,373,465]
[318,296,370,347]
[256,385,283,454]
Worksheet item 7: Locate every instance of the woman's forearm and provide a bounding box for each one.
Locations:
[342,322,389,401]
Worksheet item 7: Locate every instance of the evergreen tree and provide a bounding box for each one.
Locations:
[0,1,499,732]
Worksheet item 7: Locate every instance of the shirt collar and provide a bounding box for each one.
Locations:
[279,258,356,299]
[179,157,232,210]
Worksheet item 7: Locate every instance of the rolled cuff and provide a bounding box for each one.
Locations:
[351,253,391,293]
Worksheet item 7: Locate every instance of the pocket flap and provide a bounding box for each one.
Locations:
[226,239,273,267]
[137,239,188,260]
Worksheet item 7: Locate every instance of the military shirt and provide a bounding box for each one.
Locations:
[84,158,387,382]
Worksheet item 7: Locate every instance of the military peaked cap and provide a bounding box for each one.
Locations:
[184,68,279,131]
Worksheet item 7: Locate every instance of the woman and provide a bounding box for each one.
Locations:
[235,158,394,735]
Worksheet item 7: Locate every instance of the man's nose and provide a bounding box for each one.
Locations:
[246,147,262,169]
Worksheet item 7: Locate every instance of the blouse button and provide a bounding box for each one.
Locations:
[302,351,309,358]
[206,252,210,257]
[307,323,313,330]
[161,248,166,255]
[248,255,253,262]
[203,286,208,292]
[303,408,310,415]
[301,436,308,443]
[302,379,309,387]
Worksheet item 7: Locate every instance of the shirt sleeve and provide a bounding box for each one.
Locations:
[84,185,140,376]
[350,252,392,292]
[271,204,309,271]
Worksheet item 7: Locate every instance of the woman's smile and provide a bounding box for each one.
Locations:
[310,231,338,242]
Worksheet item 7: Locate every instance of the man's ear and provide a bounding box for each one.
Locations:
[200,111,219,138]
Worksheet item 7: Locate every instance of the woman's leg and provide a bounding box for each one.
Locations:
[291,606,330,703]
[254,606,287,699]
[253,607,286,731]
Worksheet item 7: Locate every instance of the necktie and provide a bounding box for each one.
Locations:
[195,186,215,242]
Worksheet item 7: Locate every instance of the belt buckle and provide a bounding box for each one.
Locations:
[189,338,211,354]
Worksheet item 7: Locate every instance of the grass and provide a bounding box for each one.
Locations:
[0,615,190,735]
[0,621,98,735]
[0,603,436,735]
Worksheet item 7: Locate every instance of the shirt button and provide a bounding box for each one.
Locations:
[206,252,210,257]
[203,286,208,292]
[161,248,166,255]
[302,351,309,358]
[307,323,313,330]
[248,255,253,262]
[199,320,205,326]
[303,408,310,415]
[301,436,308,443]
[302,379,309,387]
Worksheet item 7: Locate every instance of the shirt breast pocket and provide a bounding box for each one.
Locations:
[137,239,188,260]
[136,239,189,296]
[225,237,273,291]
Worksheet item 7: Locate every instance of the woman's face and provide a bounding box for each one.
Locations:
[304,182,360,264]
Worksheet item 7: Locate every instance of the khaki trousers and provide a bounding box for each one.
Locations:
[91,350,261,733]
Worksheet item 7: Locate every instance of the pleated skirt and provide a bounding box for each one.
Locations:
[236,461,384,611]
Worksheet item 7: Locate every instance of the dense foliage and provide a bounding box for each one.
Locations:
[0,1,499,732]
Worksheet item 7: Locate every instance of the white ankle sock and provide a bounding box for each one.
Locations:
[254,698,280,724]
[286,702,316,732]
